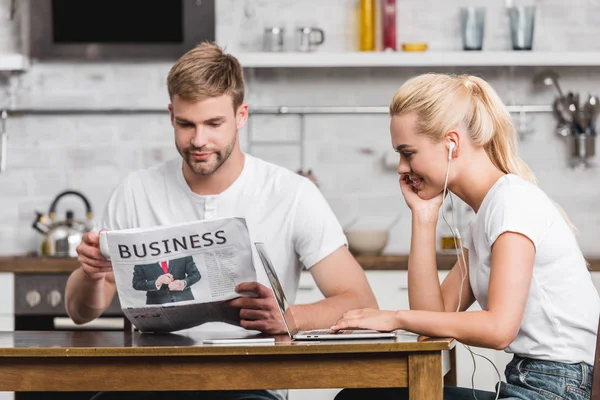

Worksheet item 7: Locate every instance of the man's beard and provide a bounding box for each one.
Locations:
[179,137,236,176]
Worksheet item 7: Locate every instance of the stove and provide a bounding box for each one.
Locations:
[14,273,123,331]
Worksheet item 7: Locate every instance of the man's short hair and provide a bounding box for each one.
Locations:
[167,42,245,110]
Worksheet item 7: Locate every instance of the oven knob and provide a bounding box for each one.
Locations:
[47,290,62,307]
[25,290,41,308]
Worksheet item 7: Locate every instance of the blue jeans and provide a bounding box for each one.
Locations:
[334,355,594,400]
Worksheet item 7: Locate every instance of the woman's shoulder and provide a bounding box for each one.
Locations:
[490,174,552,208]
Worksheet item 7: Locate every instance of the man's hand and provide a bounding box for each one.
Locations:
[227,282,286,334]
[168,280,186,291]
[76,231,113,280]
[155,273,174,289]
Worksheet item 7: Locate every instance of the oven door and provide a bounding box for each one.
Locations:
[14,273,124,331]
[29,0,215,60]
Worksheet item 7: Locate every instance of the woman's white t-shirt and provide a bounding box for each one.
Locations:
[464,174,600,366]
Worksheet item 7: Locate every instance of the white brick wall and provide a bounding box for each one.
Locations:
[0,0,600,256]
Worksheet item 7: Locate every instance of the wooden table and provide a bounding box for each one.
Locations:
[0,331,455,399]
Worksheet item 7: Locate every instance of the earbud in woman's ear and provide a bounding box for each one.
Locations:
[447,141,456,161]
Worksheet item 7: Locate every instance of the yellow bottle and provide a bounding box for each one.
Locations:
[359,0,376,51]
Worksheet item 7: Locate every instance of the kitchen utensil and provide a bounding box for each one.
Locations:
[263,27,285,52]
[556,124,571,138]
[553,97,573,125]
[565,92,584,133]
[533,69,565,99]
[295,27,325,52]
[460,7,486,51]
[508,6,535,50]
[32,190,93,257]
[584,94,600,135]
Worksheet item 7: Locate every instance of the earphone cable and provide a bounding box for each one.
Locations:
[440,147,501,400]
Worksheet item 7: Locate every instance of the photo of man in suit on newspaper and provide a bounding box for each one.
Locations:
[132,255,201,305]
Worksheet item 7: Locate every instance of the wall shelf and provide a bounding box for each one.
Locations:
[237,51,600,68]
[0,54,29,71]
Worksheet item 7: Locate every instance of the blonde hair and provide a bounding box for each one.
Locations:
[390,73,578,235]
[167,41,245,110]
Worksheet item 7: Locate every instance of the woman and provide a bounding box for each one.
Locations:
[332,73,600,400]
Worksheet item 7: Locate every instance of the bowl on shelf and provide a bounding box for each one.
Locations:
[344,229,389,257]
[402,42,428,52]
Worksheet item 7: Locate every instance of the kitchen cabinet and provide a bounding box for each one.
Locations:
[0,273,13,331]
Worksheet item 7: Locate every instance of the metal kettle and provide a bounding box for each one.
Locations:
[32,190,93,258]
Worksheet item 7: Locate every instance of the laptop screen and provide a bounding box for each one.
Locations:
[254,242,298,337]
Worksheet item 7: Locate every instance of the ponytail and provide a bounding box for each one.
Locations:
[466,76,579,236]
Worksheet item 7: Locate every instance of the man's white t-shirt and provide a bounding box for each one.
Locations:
[464,174,600,366]
[101,153,347,330]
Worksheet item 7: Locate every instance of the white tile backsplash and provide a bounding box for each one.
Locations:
[0,0,600,256]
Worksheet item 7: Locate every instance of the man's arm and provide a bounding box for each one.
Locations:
[287,179,377,330]
[291,245,378,331]
[65,268,117,324]
[65,231,117,325]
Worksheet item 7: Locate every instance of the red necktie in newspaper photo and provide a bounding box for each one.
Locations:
[160,261,168,274]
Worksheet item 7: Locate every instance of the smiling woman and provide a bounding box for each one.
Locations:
[333,73,600,400]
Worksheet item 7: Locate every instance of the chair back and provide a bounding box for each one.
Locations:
[592,317,600,400]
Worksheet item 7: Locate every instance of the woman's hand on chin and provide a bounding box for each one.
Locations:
[400,174,444,223]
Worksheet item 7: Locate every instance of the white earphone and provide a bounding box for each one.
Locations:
[447,141,456,161]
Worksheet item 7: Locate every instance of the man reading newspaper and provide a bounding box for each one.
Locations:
[100,217,261,333]
[65,42,377,400]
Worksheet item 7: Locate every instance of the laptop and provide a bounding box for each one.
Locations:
[254,242,396,340]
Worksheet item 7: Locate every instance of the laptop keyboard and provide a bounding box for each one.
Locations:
[306,330,354,335]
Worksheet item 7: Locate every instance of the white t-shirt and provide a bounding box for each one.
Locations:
[101,153,346,327]
[464,174,600,366]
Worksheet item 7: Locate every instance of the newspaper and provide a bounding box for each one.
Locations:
[99,217,257,333]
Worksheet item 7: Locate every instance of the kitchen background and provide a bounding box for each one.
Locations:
[1,0,600,258]
[0,0,599,398]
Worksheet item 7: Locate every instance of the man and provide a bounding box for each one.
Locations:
[132,256,201,305]
[65,41,377,400]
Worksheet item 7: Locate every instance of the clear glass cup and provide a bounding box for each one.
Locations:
[460,7,486,51]
[508,6,536,50]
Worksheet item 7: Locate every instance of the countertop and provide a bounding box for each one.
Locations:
[1,254,600,273]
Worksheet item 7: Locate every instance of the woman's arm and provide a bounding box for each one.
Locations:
[406,217,444,311]
[333,231,535,350]
[440,250,475,312]
[407,216,474,313]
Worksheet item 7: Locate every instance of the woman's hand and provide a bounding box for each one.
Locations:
[399,174,444,222]
[330,309,400,333]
